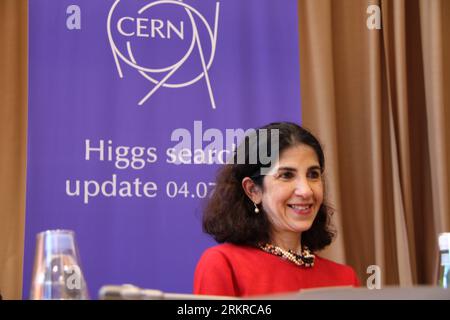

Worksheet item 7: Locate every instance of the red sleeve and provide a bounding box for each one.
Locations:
[193,248,238,296]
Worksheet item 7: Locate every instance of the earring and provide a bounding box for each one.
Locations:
[254,203,260,213]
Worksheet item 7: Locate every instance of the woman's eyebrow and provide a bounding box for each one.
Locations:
[277,167,297,172]
[277,165,321,172]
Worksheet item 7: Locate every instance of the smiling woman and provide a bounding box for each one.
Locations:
[193,122,359,297]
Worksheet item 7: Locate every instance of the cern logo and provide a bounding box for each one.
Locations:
[107,0,220,109]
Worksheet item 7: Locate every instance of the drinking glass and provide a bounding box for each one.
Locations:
[30,230,89,299]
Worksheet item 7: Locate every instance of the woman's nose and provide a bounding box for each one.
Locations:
[294,179,313,198]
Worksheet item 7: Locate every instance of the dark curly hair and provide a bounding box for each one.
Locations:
[202,122,335,252]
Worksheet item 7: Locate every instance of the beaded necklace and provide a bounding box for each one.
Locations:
[259,243,315,267]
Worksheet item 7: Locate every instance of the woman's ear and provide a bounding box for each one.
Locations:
[241,177,262,204]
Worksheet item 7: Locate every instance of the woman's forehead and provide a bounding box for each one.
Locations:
[262,145,320,176]
[278,144,320,165]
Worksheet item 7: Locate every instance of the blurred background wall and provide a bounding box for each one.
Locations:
[0,0,28,300]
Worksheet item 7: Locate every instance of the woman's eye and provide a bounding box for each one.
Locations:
[278,171,294,179]
[307,170,321,179]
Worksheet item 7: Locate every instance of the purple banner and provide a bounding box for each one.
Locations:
[25,0,301,298]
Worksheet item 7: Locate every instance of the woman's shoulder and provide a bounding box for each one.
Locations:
[198,243,264,266]
[206,243,252,251]
[315,255,360,286]
[201,243,257,257]
[315,255,354,272]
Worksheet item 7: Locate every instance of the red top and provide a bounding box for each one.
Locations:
[193,243,360,297]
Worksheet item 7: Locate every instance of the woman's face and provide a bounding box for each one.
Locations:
[260,144,324,238]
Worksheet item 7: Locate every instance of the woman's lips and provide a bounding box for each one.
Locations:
[288,204,313,215]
